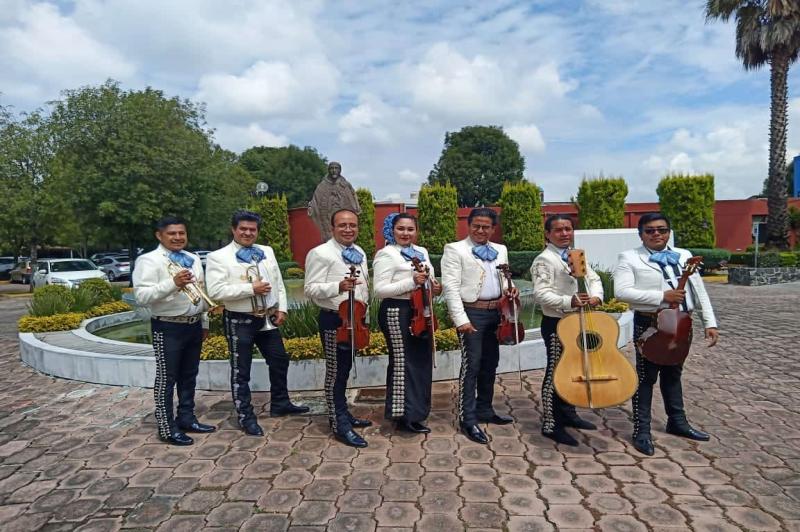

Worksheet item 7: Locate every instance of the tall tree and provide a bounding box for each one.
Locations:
[707,0,800,249]
[0,108,65,264]
[239,145,328,208]
[49,81,222,268]
[428,125,525,207]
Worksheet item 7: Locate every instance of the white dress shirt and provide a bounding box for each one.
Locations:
[373,244,436,300]
[531,244,604,318]
[614,246,717,329]
[304,239,370,311]
[205,241,287,331]
[133,245,209,328]
[441,237,510,328]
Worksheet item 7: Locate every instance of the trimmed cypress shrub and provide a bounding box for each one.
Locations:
[656,174,715,248]
[508,250,542,279]
[355,188,376,259]
[251,194,292,262]
[417,183,457,255]
[499,181,544,251]
[574,175,628,229]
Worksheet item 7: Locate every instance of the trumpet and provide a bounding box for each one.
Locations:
[245,262,276,319]
[166,260,220,313]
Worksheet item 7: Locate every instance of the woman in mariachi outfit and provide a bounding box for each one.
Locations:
[373,213,442,433]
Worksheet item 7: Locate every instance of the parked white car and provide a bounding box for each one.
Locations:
[93,256,131,281]
[32,259,108,289]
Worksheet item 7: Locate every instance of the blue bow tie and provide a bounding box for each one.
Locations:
[558,248,569,263]
[168,251,194,268]
[400,246,425,262]
[236,246,265,264]
[472,243,498,262]
[649,249,680,268]
[342,246,364,265]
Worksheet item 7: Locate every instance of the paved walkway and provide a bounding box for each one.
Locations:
[0,283,798,531]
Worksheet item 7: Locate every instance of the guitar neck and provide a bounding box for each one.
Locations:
[576,276,588,294]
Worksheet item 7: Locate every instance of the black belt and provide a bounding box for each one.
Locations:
[153,314,201,324]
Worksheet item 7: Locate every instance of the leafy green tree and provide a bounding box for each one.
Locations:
[0,108,66,263]
[250,194,292,262]
[707,1,800,249]
[428,125,525,207]
[574,175,628,229]
[499,181,544,251]
[657,173,716,248]
[48,81,223,267]
[417,183,458,255]
[239,145,328,208]
[355,188,376,258]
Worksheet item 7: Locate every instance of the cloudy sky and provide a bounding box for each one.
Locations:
[2,0,799,203]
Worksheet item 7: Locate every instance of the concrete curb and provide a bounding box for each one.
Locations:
[19,311,634,391]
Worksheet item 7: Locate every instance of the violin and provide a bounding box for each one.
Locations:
[409,257,438,364]
[336,265,370,361]
[553,249,638,409]
[496,264,525,346]
[638,256,702,366]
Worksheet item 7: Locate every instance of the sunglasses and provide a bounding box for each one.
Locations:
[643,227,670,235]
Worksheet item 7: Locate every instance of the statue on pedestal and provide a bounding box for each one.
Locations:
[308,161,361,241]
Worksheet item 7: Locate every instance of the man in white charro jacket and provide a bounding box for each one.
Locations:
[531,214,603,447]
[441,208,518,445]
[614,212,719,456]
[206,210,309,437]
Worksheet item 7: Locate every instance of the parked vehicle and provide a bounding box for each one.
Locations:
[31,259,107,289]
[0,257,16,280]
[93,256,131,281]
[9,260,33,284]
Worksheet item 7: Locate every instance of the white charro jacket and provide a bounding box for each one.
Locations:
[304,239,370,311]
[531,244,604,318]
[613,246,717,329]
[373,244,436,300]
[133,245,209,328]
[205,241,287,330]
[441,238,510,328]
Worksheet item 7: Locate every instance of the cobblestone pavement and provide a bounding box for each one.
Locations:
[0,282,798,531]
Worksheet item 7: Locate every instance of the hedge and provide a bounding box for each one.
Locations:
[686,248,731,273]
[574,175,627,229]
[499,181,544,251]
[18,301,132,333]
[417,183,457,255]
[728,251,794,267]
[508,250,541,279]
[355,188,376,258]
[284,267,304,279]
[278,261,299,273]
[200,328,461,361]
[656,173,715,247]
[251,194,292,262]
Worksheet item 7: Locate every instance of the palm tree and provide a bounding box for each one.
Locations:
[706,0,800,249]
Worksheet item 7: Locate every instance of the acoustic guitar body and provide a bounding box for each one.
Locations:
[554,311,638,409]
[638,309,693,365]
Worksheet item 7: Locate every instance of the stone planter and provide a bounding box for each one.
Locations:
[728,266,800,286]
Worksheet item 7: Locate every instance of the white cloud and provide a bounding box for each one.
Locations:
[0,3,134,100]
[196,56,339,121]
[213,123,289,153]
[338,94,396,145]
[506,124,546,154]
[397,169,422,184]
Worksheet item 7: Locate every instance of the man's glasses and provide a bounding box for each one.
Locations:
[643,227,670,235]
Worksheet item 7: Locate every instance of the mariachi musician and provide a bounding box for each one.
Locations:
[133,216,215,446]
[206,210,309,437]
[441,207,516,445]
[373,213,442,434]
[614,213,719,456]
[304,208,372,448]
[531,214,603,447]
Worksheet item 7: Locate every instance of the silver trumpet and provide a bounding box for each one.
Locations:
[166,260,220,312]
[245,261,275,319]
